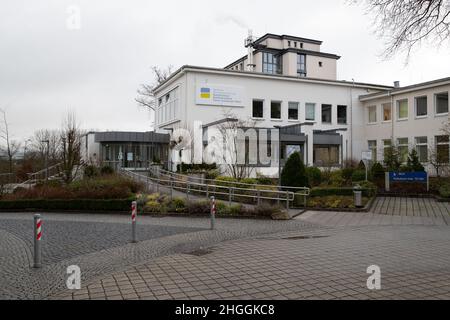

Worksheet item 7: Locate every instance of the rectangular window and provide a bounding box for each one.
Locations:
[321,104,332,124]
[435,92,449,115]
[436,135,450,163]
[271,101,281,119]
[415,137,428,163]
[288,102,299,120]
[305,103,315,121]
[397,99,408,120]
[337,105,347,124]
[397,138,409,163]
[382,103,392,121]
[313,145,339,166]
[415,96,428,117]
[297,54,306,77]
[368,106,377,123]
[368,140,377,162]
[383,139,392,163]
[263,52,282,75]
[252,100,264,118]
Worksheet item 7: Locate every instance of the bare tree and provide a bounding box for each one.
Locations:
[60,112,83,183]
[0,109,21,173]
[213,112,258,180]
[427,145,449,176]
[29,129,61,167]
[351,0,450,61]
[135,65,173,112]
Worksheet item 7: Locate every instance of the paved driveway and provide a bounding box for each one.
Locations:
[0,212,315,299]
[54,225,450,300]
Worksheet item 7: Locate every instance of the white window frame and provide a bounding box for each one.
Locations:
[368,105,377,124]
[252,99,265,119]
[397,137,409,163]
[435,92,449,116]
[415,136,428,163]
[397,99,409,121]
[368,140,377,162]
[414,96,428,119]
[305,103,316,122]
[270,100,282,120]
[382,103,392,122]
[288,102,299,121]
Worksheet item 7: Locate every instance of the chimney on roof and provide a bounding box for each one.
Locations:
[393,81,400,88]
[245,30,256,72]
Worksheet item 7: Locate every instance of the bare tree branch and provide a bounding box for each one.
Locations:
[350,0,450,62]
[135,65,173,112]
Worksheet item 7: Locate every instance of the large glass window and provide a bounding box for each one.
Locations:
[368,106,377,123]
[397,99,408,120]
[415,96,428,117]
[337,105,347,124]
[305,103,315,121]
[271,101,282,119]
[397,138,409,163]
[157,87,179,125]
[297,54,306,77]
[368,140,377,162]
[435,92,449,115]
[288,102,299,120]
[321,104,332,124]
[436,135,450,163]
[383,103,392,121]
[252,100,264,118]
[415,137,428,163]
[313,145,339,166]
[263,52,282,75]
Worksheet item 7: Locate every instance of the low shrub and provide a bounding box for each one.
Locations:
[341,167,354,183]
[4,175,144,200]
[84,165,99,178]
[305,167,322,187]
[100,165,114,175]
[351,170,366,182]
[310,187,375,198]
[255,174,276,186]
[215,176,238,187]
[438,184,450,198]
[329,170,345,187]
[307,195,368,209]
[0,199,132,211]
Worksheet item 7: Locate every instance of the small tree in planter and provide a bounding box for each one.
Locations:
[281,152,309,187]
[405,149,425,172]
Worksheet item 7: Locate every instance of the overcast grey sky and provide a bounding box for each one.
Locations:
[1,0,449,142]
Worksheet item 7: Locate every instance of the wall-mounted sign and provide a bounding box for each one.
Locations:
[127,153,133,161]
[361,151,373,161]
[196,84,245,107]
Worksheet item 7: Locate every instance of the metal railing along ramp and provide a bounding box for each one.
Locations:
[120,167,310,209]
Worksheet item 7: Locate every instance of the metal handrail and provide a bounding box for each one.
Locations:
[146,166,310,196]
[120,168,298,209]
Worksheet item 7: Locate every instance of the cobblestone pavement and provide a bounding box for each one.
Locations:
[297,197,450,227]
[0,212,316,299]
[54,225,450,300]
[371,197,450,218]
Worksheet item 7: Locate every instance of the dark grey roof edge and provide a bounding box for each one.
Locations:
[359,76,450,100]
[255,33,323,45]
[166,65,393,90]
[224,47,340,69]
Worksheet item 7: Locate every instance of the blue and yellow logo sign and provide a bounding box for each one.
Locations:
[200,87,211,99]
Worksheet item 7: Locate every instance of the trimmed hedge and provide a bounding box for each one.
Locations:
[310,187,376,197]
[0,199,132,211]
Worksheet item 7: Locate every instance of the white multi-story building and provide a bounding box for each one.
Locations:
[153,33,449,177]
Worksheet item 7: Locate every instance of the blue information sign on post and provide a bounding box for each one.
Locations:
[389,172,427,182]
[386,172,429,192]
